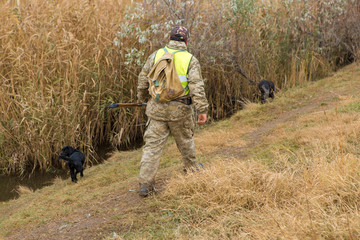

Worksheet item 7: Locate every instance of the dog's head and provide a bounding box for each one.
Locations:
[59,146,77,160]
[258,80,276,92]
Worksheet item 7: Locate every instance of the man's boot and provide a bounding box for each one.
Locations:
[139,183,155,197]
[139,188,149,197]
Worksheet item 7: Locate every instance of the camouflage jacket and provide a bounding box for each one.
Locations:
[137,40,209,121]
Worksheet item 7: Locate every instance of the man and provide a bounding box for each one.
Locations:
[137,26,208,197]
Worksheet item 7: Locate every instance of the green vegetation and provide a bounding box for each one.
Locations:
[339,103,360,113]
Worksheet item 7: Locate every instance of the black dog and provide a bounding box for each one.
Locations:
[258,80,275,104]
[58,146,85,183]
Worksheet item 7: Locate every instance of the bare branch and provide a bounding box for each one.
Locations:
[232,55,257,85]
[162,0,182,22]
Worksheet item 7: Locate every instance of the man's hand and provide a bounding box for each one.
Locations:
[197,114,207,125]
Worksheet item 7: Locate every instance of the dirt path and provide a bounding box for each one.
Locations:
[8,190,141,240]
[7,177,172,240]
[7,91,340,240]
[213,91,339,159]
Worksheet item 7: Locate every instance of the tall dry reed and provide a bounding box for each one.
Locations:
[0,0,141,174]
[1,0,359,174]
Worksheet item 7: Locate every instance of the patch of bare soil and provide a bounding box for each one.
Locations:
[6,91,340,240]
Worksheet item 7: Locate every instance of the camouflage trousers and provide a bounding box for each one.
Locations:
[139,116,197,189]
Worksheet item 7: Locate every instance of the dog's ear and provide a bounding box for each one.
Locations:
[68,146,77,154]
[64,146,73,153]
[59,146,71,158]
[61,146,69,152]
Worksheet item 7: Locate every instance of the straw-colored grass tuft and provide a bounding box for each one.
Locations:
[15,185,34,196]
[161,152,360,238]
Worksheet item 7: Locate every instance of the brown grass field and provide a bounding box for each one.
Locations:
[0,62,359,239]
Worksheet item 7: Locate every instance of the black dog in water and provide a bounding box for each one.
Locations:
[58,146,85,183]
[258,80,276,104]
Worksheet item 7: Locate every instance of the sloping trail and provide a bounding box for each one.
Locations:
[212,91,339,159]
[6,90,341,240]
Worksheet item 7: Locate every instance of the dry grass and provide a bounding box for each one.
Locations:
[195,126,249,155]
[15,185,34,196]
[161,152,360,238]
[156,64,360,239]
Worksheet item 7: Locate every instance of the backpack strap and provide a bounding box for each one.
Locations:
[163,48,185,54]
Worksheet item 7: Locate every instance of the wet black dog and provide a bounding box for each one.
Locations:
[258,80,275,104]
[58,146,85,183]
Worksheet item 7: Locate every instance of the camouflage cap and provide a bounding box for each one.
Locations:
[170,26,189,41]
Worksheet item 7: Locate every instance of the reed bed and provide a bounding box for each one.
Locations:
[0,0,140,174]
[1,0,359,174]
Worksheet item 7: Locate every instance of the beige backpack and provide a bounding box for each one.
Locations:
[147,49,185,103]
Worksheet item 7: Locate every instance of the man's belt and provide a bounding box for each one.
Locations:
[173,97,192,105]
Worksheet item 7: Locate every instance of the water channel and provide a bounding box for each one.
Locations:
[0,170,68,202]
[0,142,138,202]
[0,150,108,202]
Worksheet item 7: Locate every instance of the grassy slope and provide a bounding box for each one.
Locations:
[1,63,360,239]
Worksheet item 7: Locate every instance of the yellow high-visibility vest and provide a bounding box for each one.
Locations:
[154,47,193,95]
